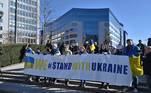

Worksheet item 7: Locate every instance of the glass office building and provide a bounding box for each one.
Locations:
[46,8,126,47]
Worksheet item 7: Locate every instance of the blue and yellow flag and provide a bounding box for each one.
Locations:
[89,40,96,52]
[129,56,144,76]
[23,56,35,69]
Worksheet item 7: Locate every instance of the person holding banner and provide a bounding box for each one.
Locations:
[45,40,52,50]
[79,46,88,87]
[25,44,35,54]
[19,45,27,63]
[89,40,96,54]
[99,43,110,89]
[63,45,72,55]
[63,45,72,86]
[123,39,140,93]
[79,46,88,55]
[52,43,61,83]
[35,48,41,54]
[144,46,151,91]
[51,43,61,56]
[72,43,79,54]
[24,44,35,82]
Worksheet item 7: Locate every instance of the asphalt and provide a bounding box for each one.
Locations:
[0,81,91,93]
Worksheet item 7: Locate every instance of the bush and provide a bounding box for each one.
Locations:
[0,44,45,67]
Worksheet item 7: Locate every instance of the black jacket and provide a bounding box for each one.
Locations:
[144,52,151,75]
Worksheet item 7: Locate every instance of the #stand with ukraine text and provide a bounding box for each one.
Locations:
[24,53,133,86]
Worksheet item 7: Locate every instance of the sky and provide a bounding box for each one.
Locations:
[41,0,151,44]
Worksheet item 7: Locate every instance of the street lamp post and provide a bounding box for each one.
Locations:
[0,11,3,44]
[14,0,18,43]
[0,11,3,23]
[0,11,3,19]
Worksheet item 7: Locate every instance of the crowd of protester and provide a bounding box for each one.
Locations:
[20,38,151,92]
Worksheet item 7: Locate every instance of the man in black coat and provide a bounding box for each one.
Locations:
[137,40,145,62]
[144,46,151,91]
[19,45,27,63]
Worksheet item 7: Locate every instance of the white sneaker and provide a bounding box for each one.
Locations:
[133,88,138,93]
[105,85,109,90]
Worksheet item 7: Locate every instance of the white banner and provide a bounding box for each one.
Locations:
[24,54,132,86]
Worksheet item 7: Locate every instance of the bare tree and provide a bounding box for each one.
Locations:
[40,0,52,45]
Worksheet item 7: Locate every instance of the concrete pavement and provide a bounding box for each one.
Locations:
[0,82,90,93]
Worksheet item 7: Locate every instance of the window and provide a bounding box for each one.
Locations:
[34,2,37,6]
[22,11,25,16]
[29,7,31,11]
[10,8,15,13]
[23,0,26,3]
[0,3,3,8]
[34,8,37,12]
[70,34,77,38]
[29,0,32,4]
[31,1,34,5]
[25,6,28,10]
[22,38,24,42]
[70,40,76,44]
[31,39,33,43]
[104,23,109,27]
[28,38,30,43]
[65,41,69,44]
[20,4,23,9]
[0,19,2,23]
[23,5,25,9]
[0,26,2,30]
[0,34,2,38]
[72,23,78,26]
[65,35,69,39]
[33,39,36,43]
[10,1,15,6]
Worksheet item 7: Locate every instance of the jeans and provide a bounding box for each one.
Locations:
[146,75,151,90]
[80,80,85,86]
[132,76,138,88]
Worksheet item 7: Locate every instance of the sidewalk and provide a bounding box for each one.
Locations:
[1,63,24,73]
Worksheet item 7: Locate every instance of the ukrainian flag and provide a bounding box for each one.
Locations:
[89,40,96,52]
[129,56,144,76]
[23,56,35,69]
[90,44,96,52]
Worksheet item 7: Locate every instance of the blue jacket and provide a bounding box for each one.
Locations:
[123,45,140,57]
[26,48,34,54]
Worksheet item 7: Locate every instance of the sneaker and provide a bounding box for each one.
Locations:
[133,88,138,93]
[79,83,85,87]
[100,82,104,88]
[105,85,109,90]
[65,81,68,86]
[29,77,33,82]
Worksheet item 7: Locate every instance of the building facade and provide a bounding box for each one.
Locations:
[46,8,126,47]
[0,0,40,44]
[0,0,9,44]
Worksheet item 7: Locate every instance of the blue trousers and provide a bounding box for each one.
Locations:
[132,76,138,88]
